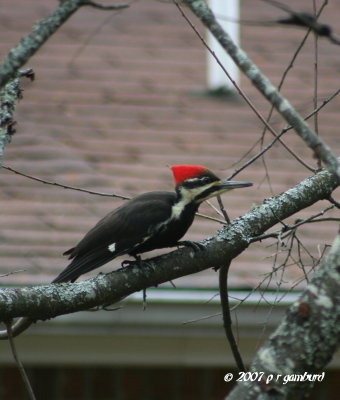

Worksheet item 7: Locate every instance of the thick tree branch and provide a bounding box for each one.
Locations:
[0,70,33,166]
[0,168,338,323]
[0,77,19,166]
[226,230,340,400]
[183,0,340,181]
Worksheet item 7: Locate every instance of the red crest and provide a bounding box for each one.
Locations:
[171,165,207,185]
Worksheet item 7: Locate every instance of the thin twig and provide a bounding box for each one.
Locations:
[328,196,340,209]
[215,187,244,370]
[68,11,121,67]
[0,269,26,278]
[182,0,339,179]
[219,261,246,372]
[2,165,130,200]
[228,88,339,178]
[255,1,324,181]
[0,0,130,89]
[174,0,315,173]
[3,165,227,224]
[206,200,224,218]
[245,0,330,178]
[183,311,222,325]
[6,322,36,400]
[249,205,335,243]
[196,212,226,224]
[216,195,230,224]
[312,0,321,169]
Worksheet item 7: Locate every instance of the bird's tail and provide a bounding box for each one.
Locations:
[52,248,115,283]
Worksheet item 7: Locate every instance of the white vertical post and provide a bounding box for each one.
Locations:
[207,0,240,91]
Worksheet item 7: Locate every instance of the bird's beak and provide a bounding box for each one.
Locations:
[193,179,253,203]
[215,179,253,191]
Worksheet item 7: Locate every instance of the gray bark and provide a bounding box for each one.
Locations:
[0,69,34,166]
[0,76,20,166]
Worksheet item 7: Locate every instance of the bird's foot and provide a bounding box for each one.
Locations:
[121,254,143,268]
[177,240,205,253]
[142,288,147,311]
[121,259,136,268]
[121,256,156,310]
[121,258,152,270]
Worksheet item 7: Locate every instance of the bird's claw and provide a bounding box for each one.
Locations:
[177,240,205,253]
[121,257,155,272]
[121,259,135,268]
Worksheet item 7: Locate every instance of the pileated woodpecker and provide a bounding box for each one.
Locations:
[0,165,252,339]
[52,165,252,283]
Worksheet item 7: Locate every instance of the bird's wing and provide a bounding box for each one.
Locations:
[53,191,175,283]
[68,191,175,258]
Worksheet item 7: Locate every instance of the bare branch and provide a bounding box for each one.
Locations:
[2,165,129,200]
[183,0,340,180]
[173,0,314,173]
[6,322,36,400]
[0,270,26,278]
[0,0,129,89]
[228,88,339,179]
[328,196,340,209]
[219,261,246,372]
[250,205,336,243]
[255,0,329,178]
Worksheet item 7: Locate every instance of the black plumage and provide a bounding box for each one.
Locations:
[52,191,197,283]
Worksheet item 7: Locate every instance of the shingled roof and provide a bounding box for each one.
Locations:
[1,0,339,290]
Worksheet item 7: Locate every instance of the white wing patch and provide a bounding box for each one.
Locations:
[108,243,116,252]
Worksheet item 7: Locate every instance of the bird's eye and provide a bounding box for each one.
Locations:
[182,176,216,189]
